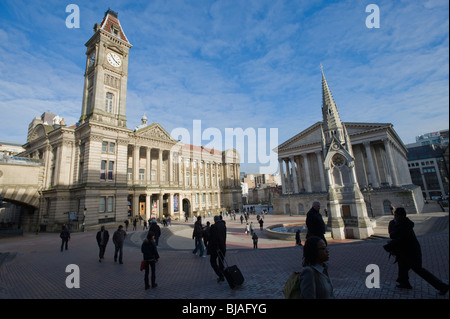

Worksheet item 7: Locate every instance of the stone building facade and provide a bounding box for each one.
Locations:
[273,68,424,239]
[19,9,242,232]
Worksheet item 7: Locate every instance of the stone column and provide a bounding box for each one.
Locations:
[145,194,151,221]
[169,193,174,217]
[146,147,151,184]
[290,156,299,193]
[316,151,327,191]
[383,139,398,186]
[364,142,379,187]
[168,151,173,186]
[302,153,312,192]
[279,158,286,194]
[133,145,139,184]
[159,149,163,185]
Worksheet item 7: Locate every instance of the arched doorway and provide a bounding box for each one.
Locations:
[182,199,191,220]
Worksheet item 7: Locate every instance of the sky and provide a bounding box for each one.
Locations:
[0,0,448,174]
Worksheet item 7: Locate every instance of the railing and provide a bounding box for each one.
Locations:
[0,155,42,166]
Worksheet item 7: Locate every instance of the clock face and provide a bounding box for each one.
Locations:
[332,154,346,167]
[107,52,121,67]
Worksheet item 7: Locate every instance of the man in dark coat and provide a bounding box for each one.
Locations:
[96,226,109,262]
[148,218,161,246]
[60,225,70,252]
[192,216,205,257]
[388,207,449,295]
[306,201,327,245]
[112,225,126,264]
[208,215,227,282]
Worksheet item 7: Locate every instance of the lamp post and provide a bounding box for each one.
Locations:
[363,185,374,218]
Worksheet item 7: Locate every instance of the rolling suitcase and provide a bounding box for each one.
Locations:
[219,251,244,289]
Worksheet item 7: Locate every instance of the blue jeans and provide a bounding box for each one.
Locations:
[192,237,204,256]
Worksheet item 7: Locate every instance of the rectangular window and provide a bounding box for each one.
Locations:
[195,193,199,204]
[151,170,157,182]
[186,172,190,186]
[100,160,107,179]
[107,197,114,212]
[102,141,108,152]
[105,92,113,113]
[99,197,106,213]
[108,161,114,180]
[127,168,132,181]
[109,142,115,153]
[139,169,145,181]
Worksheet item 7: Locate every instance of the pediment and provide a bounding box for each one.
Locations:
[278,122,323,151]
[135,123,175,142]
[278,122,392,152]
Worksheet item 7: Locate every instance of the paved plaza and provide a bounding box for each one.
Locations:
[0,212,448,302]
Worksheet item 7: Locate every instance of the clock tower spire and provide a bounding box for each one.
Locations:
[79,9,132,127]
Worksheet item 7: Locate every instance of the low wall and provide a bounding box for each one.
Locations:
[266,223,306,241]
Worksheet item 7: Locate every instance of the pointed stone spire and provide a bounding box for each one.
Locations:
[321,65,346,147]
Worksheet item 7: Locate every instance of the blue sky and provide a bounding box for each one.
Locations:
[0,0,448,174]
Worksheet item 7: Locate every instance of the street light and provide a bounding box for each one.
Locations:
[363,185,374,218]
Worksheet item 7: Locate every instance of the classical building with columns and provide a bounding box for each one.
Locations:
[273,68,424,239]
[17,9,242,232]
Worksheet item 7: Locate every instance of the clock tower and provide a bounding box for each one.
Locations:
[80,9,132,127]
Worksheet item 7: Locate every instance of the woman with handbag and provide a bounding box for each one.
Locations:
[141,231,160,290]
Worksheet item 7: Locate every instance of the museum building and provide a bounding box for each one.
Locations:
[19,9,242,232]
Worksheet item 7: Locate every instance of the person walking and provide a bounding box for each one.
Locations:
[149,218,161,246]
[203,221,211,250]
[295,229,302,246]
[250,222,254,235]
[141,231,160,290]
[192,216,205,257]
[387,207,449,295]
[306,201,327,245]
[132,218,137,231]
[112,225,127,264]
[208,215,227,283]
[299,236,335,299]
[60,225,70,252]
[252,232,258,249]
[96,226,109,262]
[258,218,264,231]
[245,223,250,235]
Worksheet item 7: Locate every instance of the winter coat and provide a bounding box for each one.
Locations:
[388,217,422,266]
[141,238,159,261]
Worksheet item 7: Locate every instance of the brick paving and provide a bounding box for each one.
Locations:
[0,213,448,301]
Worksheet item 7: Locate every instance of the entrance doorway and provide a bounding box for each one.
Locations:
[183,199,191,220]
